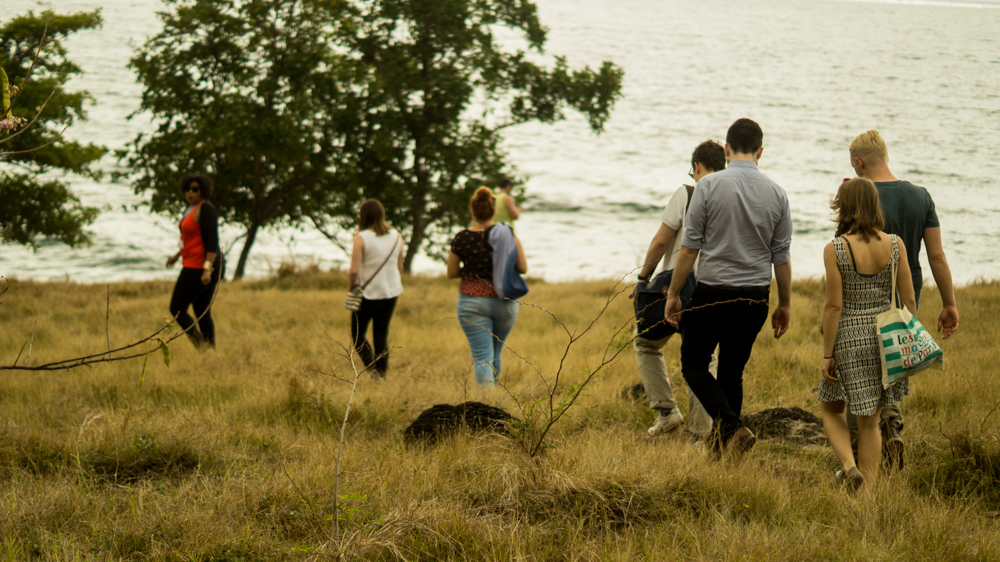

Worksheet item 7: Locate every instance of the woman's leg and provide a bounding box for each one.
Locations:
[352,300,376,368]
[191,266,221,347]
[370,297,398,375]
[457,295,497,386]
[821,400,857,472]
[488,299,519,381]
[170,269,204,346]
[856,409,883,485]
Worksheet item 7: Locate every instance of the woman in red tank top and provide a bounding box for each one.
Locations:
[165,174,223,348]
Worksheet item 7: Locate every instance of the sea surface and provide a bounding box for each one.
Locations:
[3,0,999,285]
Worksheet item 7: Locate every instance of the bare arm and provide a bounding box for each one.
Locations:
[447,251,462,279]
[822,243,842,381]
[639,223,677,280]
[772,261,792,339]
[923,227,959,338]
[349,234,364,288]
[663,246,699,328]
[895,240,917,315]
[504,194,521,220]
[513,234,528,274]
[397,233,405,274]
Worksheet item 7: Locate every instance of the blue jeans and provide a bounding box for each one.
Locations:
[457,294,519,386]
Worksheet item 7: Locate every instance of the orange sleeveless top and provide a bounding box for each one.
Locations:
[179,201,207,269]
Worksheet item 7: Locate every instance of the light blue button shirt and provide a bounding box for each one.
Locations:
[680,160,792,288]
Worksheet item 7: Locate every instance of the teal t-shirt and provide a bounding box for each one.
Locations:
[875,180,939,285]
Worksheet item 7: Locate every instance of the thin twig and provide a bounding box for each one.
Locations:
[105,285,112,358]
[982,399,1000,433]
[1,123,69,157]
[280,460,329,540]
[0,273,222,371]
[8,18,50,110]
[332,345,361,538]
[25,320,37,365]
[0,89,58,146]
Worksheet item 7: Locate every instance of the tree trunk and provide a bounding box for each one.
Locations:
[402,226,423,273]
[233,222,260,280]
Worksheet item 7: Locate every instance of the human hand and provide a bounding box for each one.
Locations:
[664,296,682,329]
[166,255,178,269]
[772,306,790,339]
[822,357,837,382]
[201,268,212,285]
[938,305,959,339]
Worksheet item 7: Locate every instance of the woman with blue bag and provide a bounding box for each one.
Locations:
[447,187,528,387]
[818,178,918,490]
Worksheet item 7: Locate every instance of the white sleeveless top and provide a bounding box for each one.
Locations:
[358,229,403,300]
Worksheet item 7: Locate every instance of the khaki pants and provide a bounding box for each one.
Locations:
[634,332,718,438]
[847,403,903,446]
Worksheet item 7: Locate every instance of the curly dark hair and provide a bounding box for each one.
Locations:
[691,140,726,173]
[179,174,213,200]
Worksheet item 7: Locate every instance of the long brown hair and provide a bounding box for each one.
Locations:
[358,199,390,235]
[470,186,495,222]
[831,178,884,242]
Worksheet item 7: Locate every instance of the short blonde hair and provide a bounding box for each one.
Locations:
[849,130,889,167]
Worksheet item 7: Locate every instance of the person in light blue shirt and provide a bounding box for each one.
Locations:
[665,118,793,459]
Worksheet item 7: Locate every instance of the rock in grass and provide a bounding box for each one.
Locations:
[403,402,516,444]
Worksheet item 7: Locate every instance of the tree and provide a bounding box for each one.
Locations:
[321,0,624,270]
[0,11,105,248]
[118,0,360,279]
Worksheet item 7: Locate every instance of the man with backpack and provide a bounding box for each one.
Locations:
[633,140,726,438]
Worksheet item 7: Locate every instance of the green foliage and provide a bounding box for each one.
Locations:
[118,0,359,279]
[0,10,105,248]
[327,0,625,269]
[119,0,623,275]
[0,174,98,247]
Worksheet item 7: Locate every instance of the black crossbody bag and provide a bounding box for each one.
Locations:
[633,184,697,340]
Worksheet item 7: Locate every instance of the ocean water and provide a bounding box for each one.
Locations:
[2,0,998,284]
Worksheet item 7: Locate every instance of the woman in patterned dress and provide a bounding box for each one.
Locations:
[447,187,528,387]
[819,178,917,489]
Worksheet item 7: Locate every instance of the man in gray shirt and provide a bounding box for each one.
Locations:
[665,118,793,459]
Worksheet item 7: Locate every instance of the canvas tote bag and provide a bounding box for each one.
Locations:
[876,237,944,389]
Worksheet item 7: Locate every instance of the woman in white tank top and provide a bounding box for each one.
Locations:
[349,200,404,378]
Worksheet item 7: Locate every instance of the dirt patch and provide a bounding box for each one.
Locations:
[742,407,826,446]
[621,384,825,446]
[404,402,517,444]
[620,383,647,405]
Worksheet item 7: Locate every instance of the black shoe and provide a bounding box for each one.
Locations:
[881,420,904,471]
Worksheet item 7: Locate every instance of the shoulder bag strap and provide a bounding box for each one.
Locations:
[889,235,900,310]
[684,184,695,212]
[358,235,400,291]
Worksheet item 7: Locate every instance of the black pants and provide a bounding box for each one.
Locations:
[351,297,398,375]
[680,283,770,448]
[170,265,221,347]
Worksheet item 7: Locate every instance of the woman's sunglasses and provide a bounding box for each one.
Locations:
[184,185,202,192]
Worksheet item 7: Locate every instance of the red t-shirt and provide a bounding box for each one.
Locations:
[450,228,497,297]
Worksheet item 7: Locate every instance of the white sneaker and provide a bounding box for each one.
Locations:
[647,409,684,436]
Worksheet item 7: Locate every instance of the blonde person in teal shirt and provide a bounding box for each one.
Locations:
[493,178,521,228]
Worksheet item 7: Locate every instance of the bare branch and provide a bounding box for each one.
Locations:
[0,89,58,146]
[8,17,50,110]
[1,123,68,157]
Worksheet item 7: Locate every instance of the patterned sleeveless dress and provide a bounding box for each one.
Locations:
[817,235,909,416]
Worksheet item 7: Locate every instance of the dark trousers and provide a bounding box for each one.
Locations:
[170,264,221,347]
[351,297,398,375]
[680,283,770,447]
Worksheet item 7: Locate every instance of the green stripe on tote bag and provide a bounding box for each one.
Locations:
[875,240,945,389]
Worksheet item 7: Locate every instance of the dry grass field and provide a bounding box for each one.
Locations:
[1,267,998,561]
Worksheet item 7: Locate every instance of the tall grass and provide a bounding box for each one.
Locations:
[1,270,998,560]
